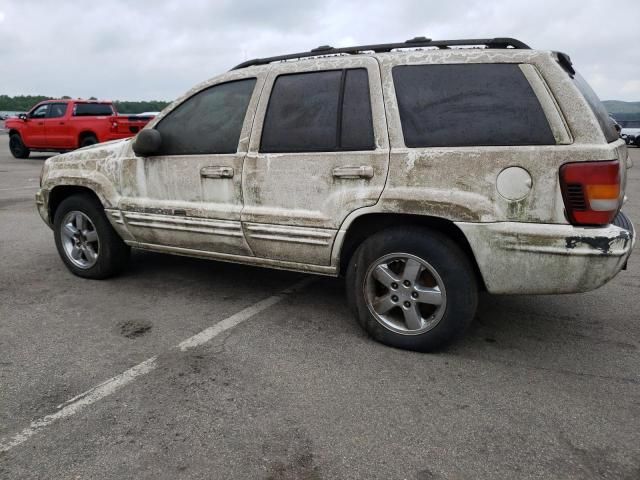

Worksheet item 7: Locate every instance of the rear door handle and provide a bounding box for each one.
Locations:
[200,166,234,179]
[332,165,374,179]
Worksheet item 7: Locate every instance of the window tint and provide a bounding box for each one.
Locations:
[572,73,619,143]
[260,69,374,153]
[157,78,256,155]
[73,103,114,116]
[261,71,342,152]
[341,69,375,150]
[30,105,48,118]
[47,103,67,118]
[392,64,555,147]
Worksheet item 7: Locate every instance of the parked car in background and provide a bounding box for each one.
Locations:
[35,37,635,351]
[620,120,640,147]
[5,99,154,158]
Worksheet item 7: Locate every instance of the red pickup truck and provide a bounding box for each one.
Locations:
[5,99,154,158]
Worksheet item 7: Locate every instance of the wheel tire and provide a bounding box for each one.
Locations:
[79,135,98,148]
[9,134,30,159]
[53,194,130,279]
[346,226,478,352]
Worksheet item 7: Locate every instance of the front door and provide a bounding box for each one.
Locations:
[119,72,265,256]
[43,102,72,148]
[23,103,48,147]
[241,57,389,266]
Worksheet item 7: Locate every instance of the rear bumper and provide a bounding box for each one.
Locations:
[457,214,635,294]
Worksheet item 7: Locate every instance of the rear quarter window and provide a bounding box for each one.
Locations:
[73,103,114,116]
[392,64,556,147]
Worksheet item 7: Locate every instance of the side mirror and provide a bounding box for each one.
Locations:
[18,113,27,121]
[132,129,162,156]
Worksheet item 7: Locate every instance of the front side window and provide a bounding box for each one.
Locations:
[47,103,67,118]
[260,68,375,153]
[73,103,114,116]
[156,78,257,155]
[392,64,556,147]
[30,104,48,118]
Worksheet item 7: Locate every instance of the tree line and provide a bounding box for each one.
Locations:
[0,95,170,114]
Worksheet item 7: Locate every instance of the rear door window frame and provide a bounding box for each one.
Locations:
[259,68,375,153]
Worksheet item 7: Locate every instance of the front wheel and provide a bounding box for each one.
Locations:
[53,194,130,279]
[346,227,478,352]
[9,134,30,159]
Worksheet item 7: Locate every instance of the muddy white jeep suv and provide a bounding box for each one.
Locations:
[36,37,635,351]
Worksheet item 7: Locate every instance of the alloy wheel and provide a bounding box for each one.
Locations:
[364,253,447,335]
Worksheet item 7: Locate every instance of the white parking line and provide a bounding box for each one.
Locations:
[0,277,314,453]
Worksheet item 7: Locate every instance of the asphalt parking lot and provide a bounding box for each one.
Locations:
[0,127,639,480]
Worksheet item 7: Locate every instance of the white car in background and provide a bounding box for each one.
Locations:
[620,121,640,146]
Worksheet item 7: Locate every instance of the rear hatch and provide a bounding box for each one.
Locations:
[556,53,631,226]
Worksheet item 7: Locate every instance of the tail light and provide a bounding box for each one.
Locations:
[559,160,621,226]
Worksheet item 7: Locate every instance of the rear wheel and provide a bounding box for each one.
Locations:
[9,134,30,159]
[346,227,478,352]
[53,194,130,279]
[79,135,98,148]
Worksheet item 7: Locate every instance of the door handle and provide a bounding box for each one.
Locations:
[332,165,374,179]
[59,122,65,125]
[200,166,234,179]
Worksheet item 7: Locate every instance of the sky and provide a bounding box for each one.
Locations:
[0,0,638,102]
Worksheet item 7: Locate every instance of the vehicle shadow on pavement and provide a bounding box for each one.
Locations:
[110,250,637,386]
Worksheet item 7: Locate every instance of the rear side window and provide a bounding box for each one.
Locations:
[260,69,374,153]
[73,103,114,116]
[572,73,619,143]
[341,69,375,150]
[392,64,555,147]
[157,78,256,155]
[47,103,67,118]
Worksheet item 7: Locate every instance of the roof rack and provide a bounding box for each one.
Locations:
[231,37,531,70]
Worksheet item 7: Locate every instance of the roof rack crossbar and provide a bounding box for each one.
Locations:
[231,37,530,70]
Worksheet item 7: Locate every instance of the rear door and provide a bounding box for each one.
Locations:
[241,56,389,266]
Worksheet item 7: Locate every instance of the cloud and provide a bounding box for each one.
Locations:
[0,0,637,101]
[622,80,640,95]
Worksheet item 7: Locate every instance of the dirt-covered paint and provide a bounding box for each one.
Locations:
[36,47,635,292]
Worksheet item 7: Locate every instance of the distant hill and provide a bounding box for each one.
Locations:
[603,101,640,115]
[602,100,640,124]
